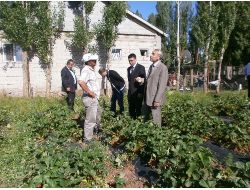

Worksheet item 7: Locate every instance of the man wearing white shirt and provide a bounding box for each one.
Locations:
[78,53,101,143]
[61,59,77,110]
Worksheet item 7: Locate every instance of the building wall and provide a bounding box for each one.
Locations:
[0,2,163,96]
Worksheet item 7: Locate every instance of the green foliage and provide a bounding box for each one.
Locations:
[223,2,250,65]
[71,2,95,50]
[72,16,92,49]
[0,1,65,63]
[83,1,95,15]
[135,10,143,18]
[100,92,250,187]
[0,97,108,188]
[95,2,127,50]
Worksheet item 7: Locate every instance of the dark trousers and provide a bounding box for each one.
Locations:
[248,76,250,98]
[111,89,124,114]
[128,93,143,119]
[66,91,75,110]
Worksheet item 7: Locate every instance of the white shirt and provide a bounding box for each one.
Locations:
[67,67,77,84]
[79,65,100,98]
[130,63,137,74]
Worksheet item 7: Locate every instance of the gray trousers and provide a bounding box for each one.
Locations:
[83,97,101,141]
[143,104,162,127]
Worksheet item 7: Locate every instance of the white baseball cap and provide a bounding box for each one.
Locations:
[82,53,98,63]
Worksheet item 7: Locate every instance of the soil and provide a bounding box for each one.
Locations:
[105,161,145,188]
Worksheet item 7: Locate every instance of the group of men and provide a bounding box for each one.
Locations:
[61,49,168,144]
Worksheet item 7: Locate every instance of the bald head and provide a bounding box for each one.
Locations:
[150,49,162,63]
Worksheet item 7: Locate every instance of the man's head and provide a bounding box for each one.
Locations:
[83,53,98,68]
[128,53,137,66]
[150,49,162,63]
[66,59,75,70]
[98,68,107,77]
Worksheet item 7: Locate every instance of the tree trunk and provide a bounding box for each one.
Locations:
[104,48,112,96]
[176,1,181,91]
[45,62,52,97]
[203,1,212,94]
[204,47,209,93]
[22,51,30,97]
[190,68,194,91]
[213,61,216,80]
[216,47,225,94]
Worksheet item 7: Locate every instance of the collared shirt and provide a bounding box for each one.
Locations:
[79,65,100,98]
[67,67,77,84]
[244,62,250,76]
[130,63,137,74]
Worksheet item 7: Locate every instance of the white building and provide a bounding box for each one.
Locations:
[0,1,166,96]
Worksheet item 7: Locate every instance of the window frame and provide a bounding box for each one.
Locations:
[2,43,16,63]
[140,49,149,57]
[111,48,122,61]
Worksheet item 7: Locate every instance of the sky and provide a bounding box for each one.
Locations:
[128,1,157,20]
[128,1,197,21]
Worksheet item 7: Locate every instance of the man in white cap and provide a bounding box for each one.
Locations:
[78,53,101,143]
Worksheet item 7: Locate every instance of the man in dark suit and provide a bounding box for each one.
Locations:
[99,68,125,115]
[61,59,77,110]
[127,53,146,119]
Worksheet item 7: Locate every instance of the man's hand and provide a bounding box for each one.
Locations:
[66,87,70,92]
[88,91,96,98]
[152,101,160,108]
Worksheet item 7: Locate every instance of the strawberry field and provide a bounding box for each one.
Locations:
[0,92,249,187]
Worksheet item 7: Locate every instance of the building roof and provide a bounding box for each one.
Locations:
[126,10,168,37]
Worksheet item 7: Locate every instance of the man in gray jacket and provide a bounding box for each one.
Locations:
[144,49,168,126]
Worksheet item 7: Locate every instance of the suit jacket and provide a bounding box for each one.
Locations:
[107,70,125,90]
[145,61,168,106]
[61,66,77,92]
[127,63,146,96]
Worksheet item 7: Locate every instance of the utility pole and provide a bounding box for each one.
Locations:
[176,1,181,90]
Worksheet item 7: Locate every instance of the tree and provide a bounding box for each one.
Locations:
[223,2,250,66]
[71,2,95,50]
[135,10,143,18]
[95,2,127,94]
[215,2,236,93]
[147,13,157,26]
[0,2,64,97]
[189,1,218,93]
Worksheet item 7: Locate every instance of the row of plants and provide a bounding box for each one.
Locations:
[100,92,250,187]
[0,97,109,187]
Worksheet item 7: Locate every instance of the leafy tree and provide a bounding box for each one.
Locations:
[95,1,127,61]
[135,10,143,18]
[215,2,236,93]
[189,1,218,93]
[71,2,95,50]
[223,2,250,66]
[0,2,64,97]
[147,13,157,26]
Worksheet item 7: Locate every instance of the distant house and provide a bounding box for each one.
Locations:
[0,1,166,96]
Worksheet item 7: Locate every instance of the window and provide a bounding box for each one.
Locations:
[2,43,22,63]
[112,49,122,60]
[140,49,148,57]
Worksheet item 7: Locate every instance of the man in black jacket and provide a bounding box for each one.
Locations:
[61,59,77,110]
[99,68,125,115]
[127,53,146,119]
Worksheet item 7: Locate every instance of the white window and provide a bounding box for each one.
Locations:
[140,49,149,57]
[2,43,22,63]
[112,48,122,60]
